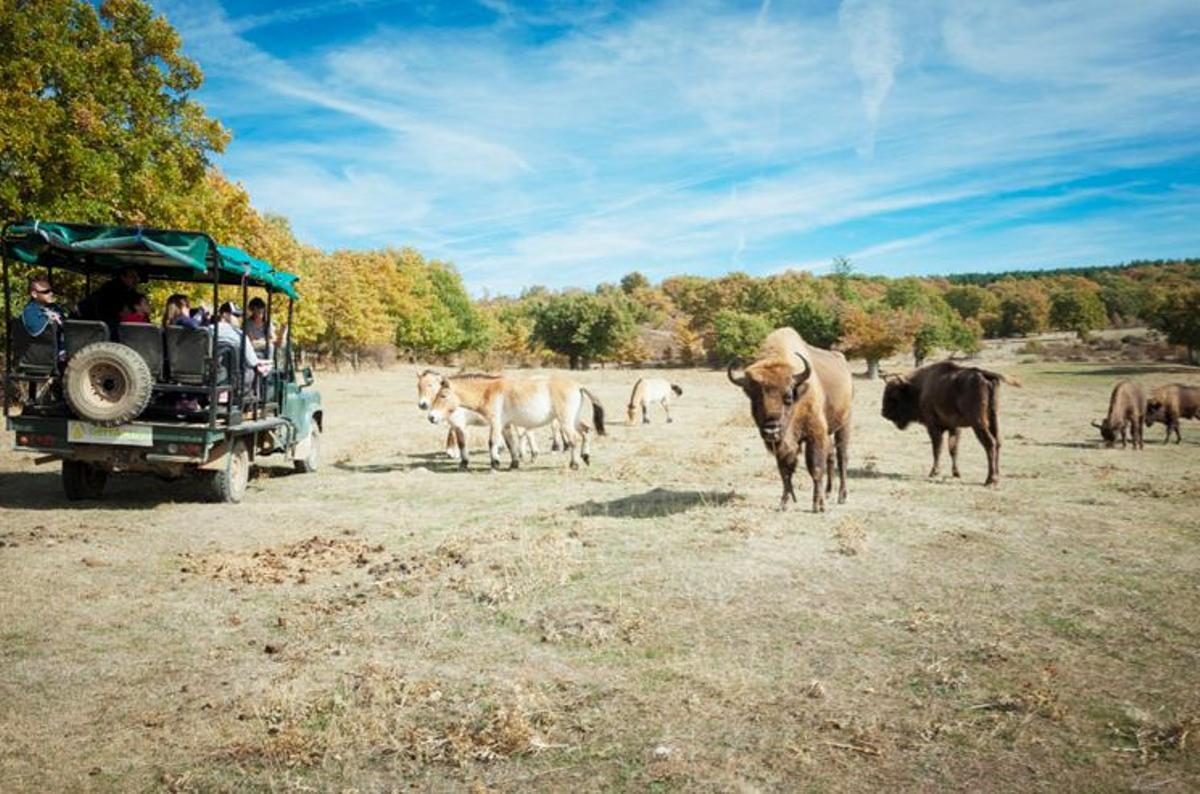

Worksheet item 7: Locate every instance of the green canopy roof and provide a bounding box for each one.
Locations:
[2,221,299,299]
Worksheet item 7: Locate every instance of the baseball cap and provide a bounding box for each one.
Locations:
[218,301,243,317]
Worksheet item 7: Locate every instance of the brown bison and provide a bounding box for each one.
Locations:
[1145,383,1200,444]
[728,328,852,512]
[1092,380,1146,449]
[881,361,1021,486]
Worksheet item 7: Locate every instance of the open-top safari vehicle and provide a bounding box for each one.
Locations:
[2,221,322,502]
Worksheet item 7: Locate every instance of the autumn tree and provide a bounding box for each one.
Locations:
[0,0,227,224]
[839,303,918,378]
[989,280,1050,337]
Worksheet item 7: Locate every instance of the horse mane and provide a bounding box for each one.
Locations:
[453,371,501,380]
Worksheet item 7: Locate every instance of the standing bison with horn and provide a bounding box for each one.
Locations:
[728,328,853,512]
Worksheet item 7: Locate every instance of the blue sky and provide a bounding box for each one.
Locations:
[154,0,1200,294]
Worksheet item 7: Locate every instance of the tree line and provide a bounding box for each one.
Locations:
[3,1,1199,373]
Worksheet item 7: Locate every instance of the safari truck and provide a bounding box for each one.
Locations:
[2,221,322,502]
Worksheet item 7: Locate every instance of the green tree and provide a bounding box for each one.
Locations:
[620,271,650,294]
[531,293,635,369]
[831,255,856,301]
[0,0,228,223]
[711,309,772,362]
[780,298,841,349]
[1049,286,1107,340]
[1147,284,1200,365]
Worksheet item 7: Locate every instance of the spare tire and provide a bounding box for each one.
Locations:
[64,342,154,426]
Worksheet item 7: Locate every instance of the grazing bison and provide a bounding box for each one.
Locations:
[1092,380,1146,449]
[1145,383,1200,444]
[627,378,683,424]
[728,327,852,512]
[881,361,1021,486]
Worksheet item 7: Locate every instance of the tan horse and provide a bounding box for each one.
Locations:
[427,374,605,470]
[417,370,564,458]
[626,377,682,424]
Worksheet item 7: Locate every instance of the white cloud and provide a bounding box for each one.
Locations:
[155,0,1200,293]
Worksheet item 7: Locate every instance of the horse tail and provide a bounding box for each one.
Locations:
[582,388,606,436]
[671,383,683,397]
[627,378,643,410]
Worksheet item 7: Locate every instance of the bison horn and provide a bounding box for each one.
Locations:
[726,361,746,387]
[1091,420,1103,429]
[792,351,812,387]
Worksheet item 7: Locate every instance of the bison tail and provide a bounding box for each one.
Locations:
[980,369,1022,388]
[582,388,606,436]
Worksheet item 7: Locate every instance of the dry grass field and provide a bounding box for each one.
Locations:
[2,342,1199,792]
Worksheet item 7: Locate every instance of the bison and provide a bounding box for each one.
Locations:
[1145,383,1200,444]
[1092,380,1146,449]
[728,327,852,512]
[881,361,1021,486]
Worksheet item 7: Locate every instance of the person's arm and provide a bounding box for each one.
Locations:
[240,330,260,368]
[21,302,49,336]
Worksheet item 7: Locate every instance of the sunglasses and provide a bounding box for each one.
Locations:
[34,287,54,295]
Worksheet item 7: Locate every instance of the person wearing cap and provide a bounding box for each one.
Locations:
[79,266,141,333]
[216,301,271,389]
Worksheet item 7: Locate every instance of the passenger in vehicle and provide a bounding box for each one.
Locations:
[216,302,271,390]
[78,266,141,332]
[21,275,67,338]
[162,294,200,329]
[118,292,151,324]
[244,297,274,357]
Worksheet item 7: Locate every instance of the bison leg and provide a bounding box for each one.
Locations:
[776,453,798,511]
[836,427,849,504]
[1173,418,1182,444]
[927,426,945,477]
[972,425,999,486]
[825,447,834,495]
[948,428,962,478]
[806,440,827,513]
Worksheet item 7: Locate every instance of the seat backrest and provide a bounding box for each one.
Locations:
[10,318,57,374]
[63,320,110,358]
[165,326,214,385]
[118,323,165,379]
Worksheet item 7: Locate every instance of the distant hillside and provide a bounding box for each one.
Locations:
[944,258,1200,286]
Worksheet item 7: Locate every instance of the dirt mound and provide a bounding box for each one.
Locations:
[179,535,385,586]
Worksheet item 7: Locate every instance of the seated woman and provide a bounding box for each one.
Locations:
[162,294,200,329]
[118,293,151,324]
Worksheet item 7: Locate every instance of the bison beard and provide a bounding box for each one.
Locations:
[881,361,1020,487]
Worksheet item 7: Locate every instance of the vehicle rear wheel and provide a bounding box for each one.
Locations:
[206,440,250,503]
[62,460,108,500]
[294,426,320,473]
[64,342,153,426]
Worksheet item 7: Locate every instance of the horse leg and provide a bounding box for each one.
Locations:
[663,399,672,423]
[445,428,459,459]
[454,425,469,470]
[488,420,504,470]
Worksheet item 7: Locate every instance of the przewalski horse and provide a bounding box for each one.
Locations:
[728,327,852,512]
[1145,383,1200,444]
[417,370,532,459]
[427,374,605,470]
[1092,380,1146,449]
[626,378,683,424]
[882,361,1021,486]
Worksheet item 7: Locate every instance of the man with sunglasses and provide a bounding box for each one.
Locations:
[21,276,67,338]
